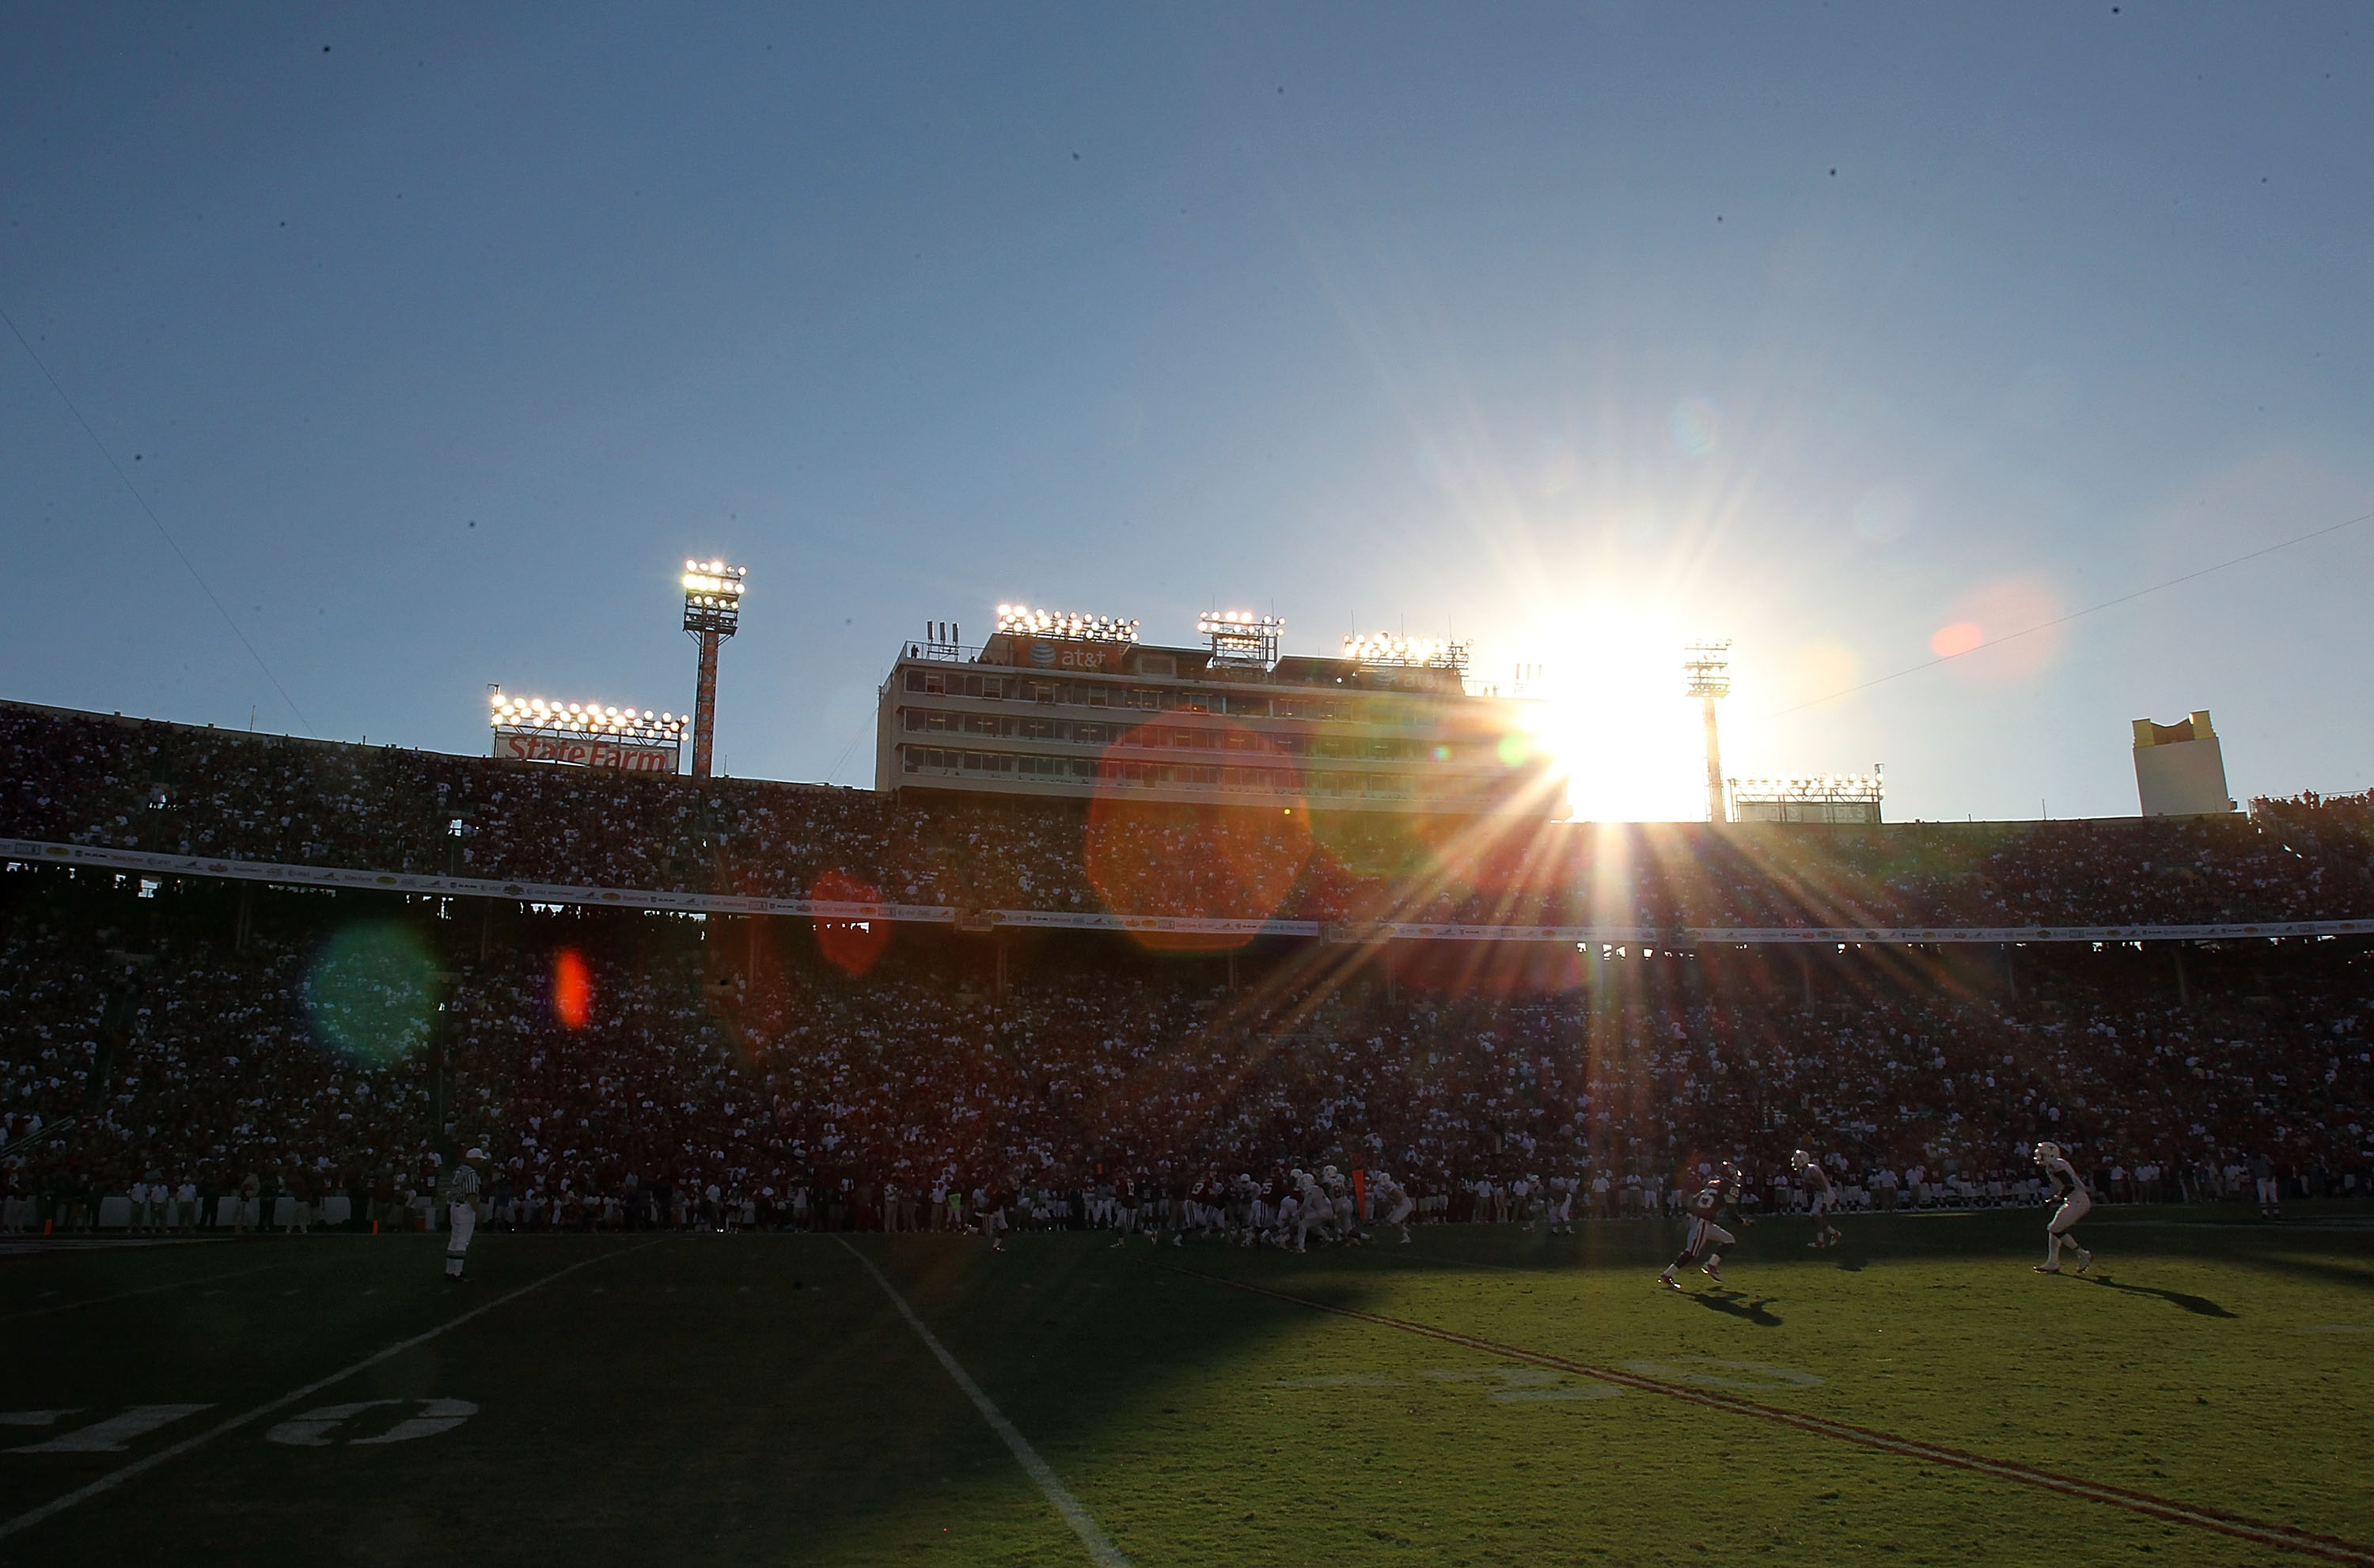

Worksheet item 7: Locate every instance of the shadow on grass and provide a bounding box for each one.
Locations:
[2223,1248,2374,1291]
[2083,1273,2236,1318]
[1689,1290,1784,1327]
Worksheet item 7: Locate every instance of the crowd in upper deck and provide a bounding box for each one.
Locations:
[6,703,2372,932]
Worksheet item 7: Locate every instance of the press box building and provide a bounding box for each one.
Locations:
[875,608,1556,816]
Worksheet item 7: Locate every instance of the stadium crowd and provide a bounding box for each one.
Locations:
[6,869,2368,1237]
[6,702,2373,931]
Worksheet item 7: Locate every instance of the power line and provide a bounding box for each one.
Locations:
[0,298,310,733]
[1766,506,2374,718]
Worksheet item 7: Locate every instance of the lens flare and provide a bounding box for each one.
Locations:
[1928,578,2066,680]
[1670,397,1719,458]
[1852,483,1917,543]
[552,949,592,1029]
[1086,721,1310,949]
[812,869,890,975]
[1929,621,1985,658]
[305,924,438,1065]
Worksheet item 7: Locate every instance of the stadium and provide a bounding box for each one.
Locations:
[9,11,2374,1566]
[5,590,2374,1562]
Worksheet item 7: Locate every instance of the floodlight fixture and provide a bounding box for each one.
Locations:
[1200,610,1284,668]
[994,604,1141,644]
[1682,640,1732,699]
[681,559,749,778]
[681,559,747,636]
[489,691,685,744]
[1343,632,1471,672]
[1728,775,1886,802]
[1683,640,1734,824]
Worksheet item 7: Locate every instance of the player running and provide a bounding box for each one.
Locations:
[1657,1164,1744,1290]
[2031,1141,2093,1274]
[1792,1149,1845,1250]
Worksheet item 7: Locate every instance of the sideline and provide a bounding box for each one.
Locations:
[1161,1263,2374,1566]
[836,1237,1132,1568]
[0,1242,654,1543]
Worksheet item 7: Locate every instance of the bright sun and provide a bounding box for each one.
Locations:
[1507,601,1713,824]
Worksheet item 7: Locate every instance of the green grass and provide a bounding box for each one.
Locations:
[4,1208,2371,1566]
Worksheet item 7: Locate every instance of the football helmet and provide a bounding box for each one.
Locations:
[1790,1149,1813,1173]
[2033,1141,2062,1167]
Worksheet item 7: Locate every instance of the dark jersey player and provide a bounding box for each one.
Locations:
[1657,1165,1745,1290]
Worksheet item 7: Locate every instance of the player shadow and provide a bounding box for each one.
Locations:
[1689,1289,1783,1327]
[2084,1274,2236,1318]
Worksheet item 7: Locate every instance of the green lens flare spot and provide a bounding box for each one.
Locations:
[305,924,438,1066]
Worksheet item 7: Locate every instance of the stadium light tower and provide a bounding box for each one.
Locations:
[681,559,748,779]
[1683,641,1732,824]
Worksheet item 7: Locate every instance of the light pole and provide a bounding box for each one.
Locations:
[1683,641,1732,824]
[681,559,748,779]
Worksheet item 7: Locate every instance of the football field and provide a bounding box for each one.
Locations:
[4,1209,2371,1566]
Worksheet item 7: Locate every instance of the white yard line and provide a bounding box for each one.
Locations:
[836,1238,1132,1568]
[0,1244,647,1543]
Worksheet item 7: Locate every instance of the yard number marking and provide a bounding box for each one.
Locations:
[0,1244,648,1543]
[1624,1358,1824,1390]
[266,1399,477,1447]
[9,1407,215,1454]
[1161,1263,2374,1567]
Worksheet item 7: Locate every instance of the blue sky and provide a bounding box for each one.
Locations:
[4,4,2370,820]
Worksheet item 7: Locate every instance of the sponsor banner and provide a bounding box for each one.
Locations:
[6,839,2369,945]
[493,728,677,773]
[1016,638,1118,673]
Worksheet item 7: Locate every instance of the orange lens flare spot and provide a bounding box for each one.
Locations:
[552,948,592,1029]
[1085,721,1310,950]
[812,868,891,975]
[1929,621,1985,658]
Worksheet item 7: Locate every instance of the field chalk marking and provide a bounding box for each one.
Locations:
[1163,1264,2374,1567]
[0,1263,283,1324]
[0,1244,648,1543]
[836,1238,1132,1568]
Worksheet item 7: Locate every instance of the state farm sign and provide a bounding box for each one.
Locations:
[493,729,679,773]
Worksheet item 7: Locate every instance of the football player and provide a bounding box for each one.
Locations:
[1289,1168,1336,1252]
[2031,1142,2093,1274]
[1371,1169,1418,1244]
[1657,1164,1744,1290]
[1545,1173,1576,1237]
[1792,1149,1845,1250]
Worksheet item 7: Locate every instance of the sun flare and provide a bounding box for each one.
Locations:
[1505,601,1712,823]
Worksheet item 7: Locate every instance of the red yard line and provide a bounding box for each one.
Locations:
[1162,1264,2374,1566]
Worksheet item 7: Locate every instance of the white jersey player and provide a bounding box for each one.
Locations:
[1372,1171,1417,1244]
[1792,1149,1845,1250]
[1545,1175,1576,1236]
[1288,1168,1335,1252]
[2031,1142,2093,1274]
[445,1149,484,1282]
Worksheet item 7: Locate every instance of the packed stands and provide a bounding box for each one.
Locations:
[6,703,2372,930]
[5,865,2368,1233]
